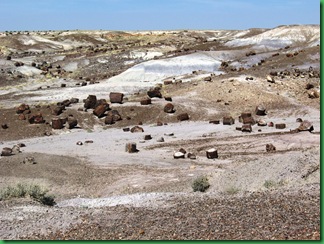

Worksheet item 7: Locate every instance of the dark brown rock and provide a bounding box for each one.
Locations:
[84,95,97,109]
[16,104,30,114]
[52,106,64,116]
[66,117,78,129]
[147,88,162,98]
[164,96,172,102]
[177,113,189,121]
[209,120,220,124]
[144,135,152,140]
[255,105,267,116]
[223,116,235,125]
[241,124,252,132]
[28,113,45,124]
[266,144,276,152]
[1,124,8,129]
[206,148,218,159]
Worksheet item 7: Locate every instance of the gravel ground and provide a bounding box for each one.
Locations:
[23,185,319,240]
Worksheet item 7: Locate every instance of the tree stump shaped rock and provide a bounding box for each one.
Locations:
[51,117,64,129]
[275,123,286,129]
[255,105,267,116]
[206,148,218,159]
[109,92,124,104]
[140,98,152,105]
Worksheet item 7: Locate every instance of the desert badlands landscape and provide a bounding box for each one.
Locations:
[0,25,320,239]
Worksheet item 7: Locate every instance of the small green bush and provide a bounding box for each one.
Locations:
[264,180,277,189]
[225,186,240,195]
[192,176,210,192]
[0,183,56,206]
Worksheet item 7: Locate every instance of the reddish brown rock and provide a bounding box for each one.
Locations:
[109,92,124,104]
[93,104,109,118]
[140,98,152,105]
[51,117,64,129]
[164,103,175,113]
